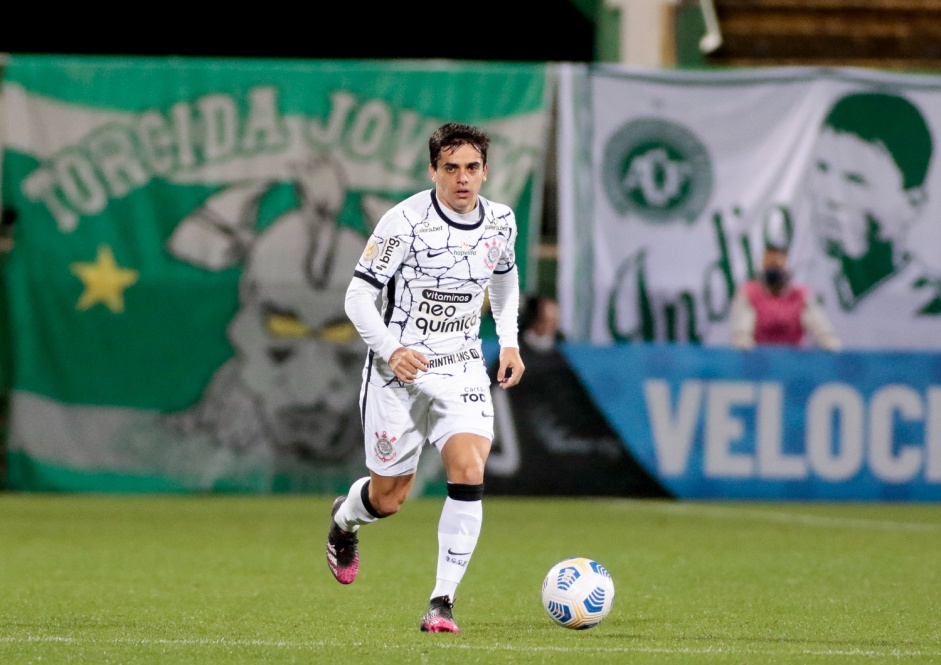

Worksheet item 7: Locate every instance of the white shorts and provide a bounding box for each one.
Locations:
[359,359,494,476]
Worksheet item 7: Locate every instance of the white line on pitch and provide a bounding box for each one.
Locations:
[1,635,938,658]
[0,635,937,658]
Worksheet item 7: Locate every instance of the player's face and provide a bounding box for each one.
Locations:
[807,127,919,260]
[430,143,488,214]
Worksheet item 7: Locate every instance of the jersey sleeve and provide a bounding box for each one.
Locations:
[345,277,402,362]
[489,265,520,349]
[351,209,410,289]
[492,207,517,275]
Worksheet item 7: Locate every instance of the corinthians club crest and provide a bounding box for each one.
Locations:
[374,430,398,462]
[484,239,502,270]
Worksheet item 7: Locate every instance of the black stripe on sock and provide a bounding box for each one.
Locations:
[361,479,387,519]
[447,482,484,502]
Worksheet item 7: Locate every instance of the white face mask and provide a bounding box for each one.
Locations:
[523,328,557,352]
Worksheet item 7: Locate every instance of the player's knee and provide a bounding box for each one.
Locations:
[446,461,486,485]
[441,435,489,484]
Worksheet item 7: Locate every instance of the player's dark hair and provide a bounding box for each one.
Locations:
[429,122,490,168]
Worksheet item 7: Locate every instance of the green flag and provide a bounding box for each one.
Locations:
[1,55,549,492]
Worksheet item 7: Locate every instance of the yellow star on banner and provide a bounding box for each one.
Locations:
[70,245,140,313]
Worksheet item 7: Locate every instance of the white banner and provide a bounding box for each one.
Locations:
[558,64,941,350]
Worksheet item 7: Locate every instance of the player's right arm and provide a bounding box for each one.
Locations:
[344,278,400,361]
[345,210,428,383]
[344,280,428,383]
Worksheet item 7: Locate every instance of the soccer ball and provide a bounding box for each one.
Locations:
[541,557,615,630]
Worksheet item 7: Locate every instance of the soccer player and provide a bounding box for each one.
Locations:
[326,122,525,633]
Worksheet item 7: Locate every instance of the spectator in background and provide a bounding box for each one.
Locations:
[519,295,564,353]
[485,294,670,498]
[731,240,841,351]
[0,208,16,253]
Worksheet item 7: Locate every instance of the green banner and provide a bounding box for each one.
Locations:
[1,55,549,492]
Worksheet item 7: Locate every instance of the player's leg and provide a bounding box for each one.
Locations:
[327,472,414,583]
[327,375,428,585]
[420,432,490,633]
[435,432,490,599]
[420,364,494,633]
[332,472,415,545]
[335,472,416,526]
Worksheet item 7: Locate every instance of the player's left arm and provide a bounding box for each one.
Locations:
[489,263,524,389]
[496,347,524,389]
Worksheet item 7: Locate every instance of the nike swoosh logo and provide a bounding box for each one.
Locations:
[447,548,471,556]
[482,410,494,418]
[426,249,448,258]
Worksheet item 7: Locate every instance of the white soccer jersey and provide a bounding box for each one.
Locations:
[350,189,518,377]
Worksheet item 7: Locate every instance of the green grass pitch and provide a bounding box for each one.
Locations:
[1,494,939,664]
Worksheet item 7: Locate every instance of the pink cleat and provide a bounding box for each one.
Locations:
[420,595,460,633]
[326,496,359,584]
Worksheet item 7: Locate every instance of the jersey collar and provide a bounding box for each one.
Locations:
[430,190,485,230]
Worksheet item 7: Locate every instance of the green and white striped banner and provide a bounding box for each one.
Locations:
[1,55,549,492]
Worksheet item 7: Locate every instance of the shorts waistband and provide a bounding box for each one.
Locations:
[425,347,482,370]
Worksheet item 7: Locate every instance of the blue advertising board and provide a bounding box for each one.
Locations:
[562,343,941,501]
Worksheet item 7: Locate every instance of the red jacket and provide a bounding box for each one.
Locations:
[743,280,809,346]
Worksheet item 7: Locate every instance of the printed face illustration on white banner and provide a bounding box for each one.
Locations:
[558,65,941,350]
[802,92,938,317]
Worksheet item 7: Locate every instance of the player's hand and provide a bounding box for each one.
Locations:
[388,347,429,384]
[497,347,524,389]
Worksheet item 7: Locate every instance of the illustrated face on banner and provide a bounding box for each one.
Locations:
[805,92,932,306]
[162,157,368,463]
[809,128,919,258]
[227,223,364,462]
